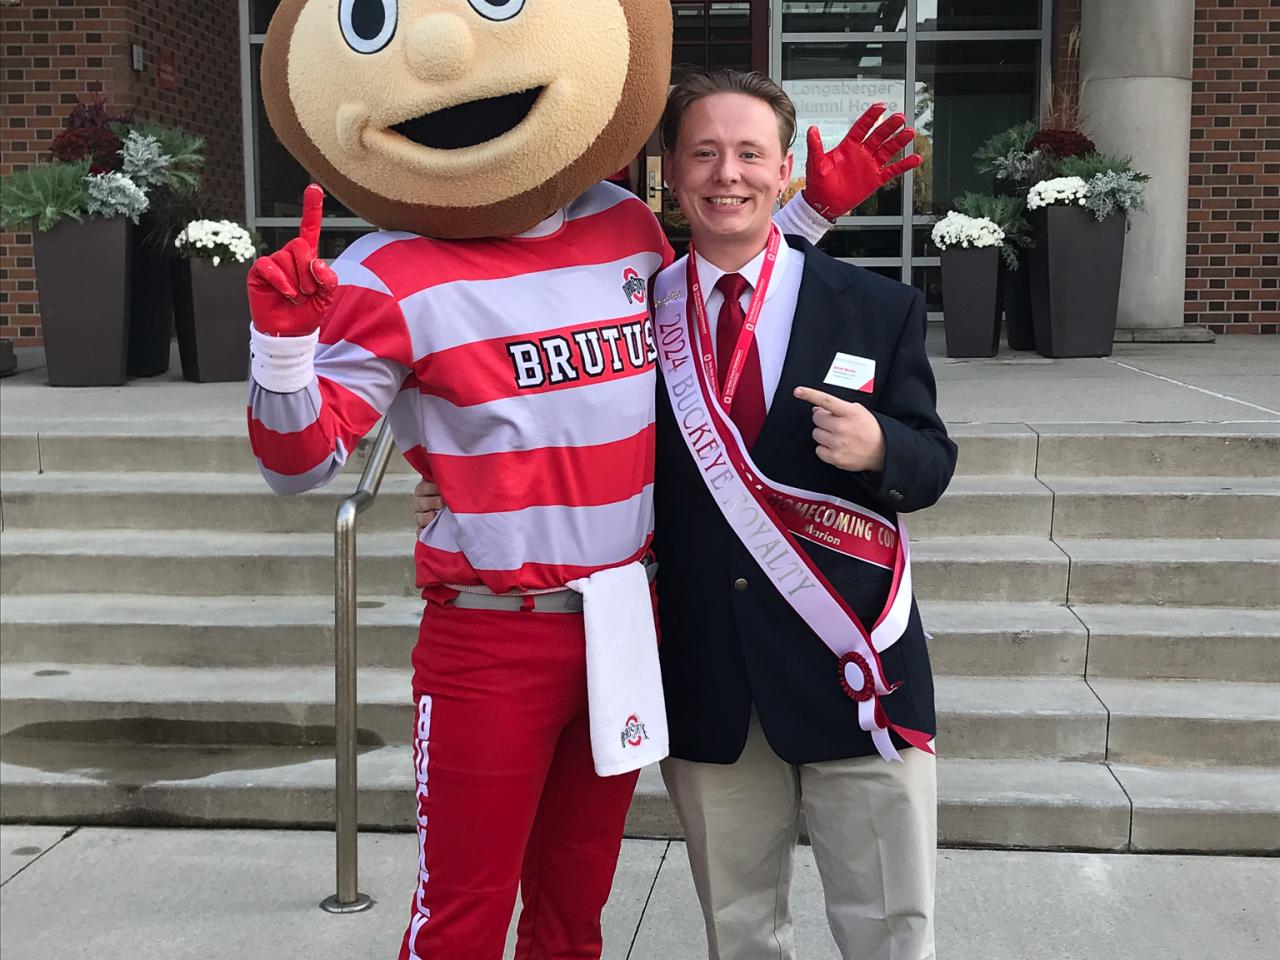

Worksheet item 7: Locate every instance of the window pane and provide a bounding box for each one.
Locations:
[708,3,750,42]
[821,228,902,259]
[672,46,708,84]
[912,40,1038,215]
[912,266,943,312]
[672,4,706,45]
[781,43,907,217]
[707,42,753,70]
[868,265,907,286]
[917,0,1041,31]
[781,2,908,34]
[913,224,942,258]
[258,227,373,262]
[251,46,355,219]
[250,0,282,34]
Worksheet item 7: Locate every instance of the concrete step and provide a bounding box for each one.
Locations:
[1,423,1040,479]
[0,748,1128,851]
[1110,763,1280,853]
[0,596,1090,678]
[1044,476,1280,539]
[908,537,1069,603]
[1033,423,1280,478]
[0,594,424,669]
[1060,539,1280,608]
[0,422,397,476]
[6,744,1272,854]
[0,472,1054,538]
[0,529,420,597]
[934,677,1108,761]
[1089,679,1280,767]
[949,424,1038,477]
[0,471,424,535]
[0,666,1109,762]
[0,532,1073,602]
[3,597,1269,690]
[921,601,1087,677]
[1075,605,1280,682]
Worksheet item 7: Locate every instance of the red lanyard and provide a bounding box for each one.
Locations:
[687,226,782,410]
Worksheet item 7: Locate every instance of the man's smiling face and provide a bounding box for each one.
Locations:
[665,92,794,259]
[262,0,672,237]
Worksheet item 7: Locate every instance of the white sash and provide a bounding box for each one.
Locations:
[654,258,933,762]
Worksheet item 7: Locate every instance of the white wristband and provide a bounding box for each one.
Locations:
[250,325,319,394]
[775,192,835,245]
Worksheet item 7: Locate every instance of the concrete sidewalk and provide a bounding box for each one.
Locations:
[2,826,1277,960]
[3,330,1277,427]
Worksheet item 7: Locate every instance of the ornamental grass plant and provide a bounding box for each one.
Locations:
[0,161,90,231]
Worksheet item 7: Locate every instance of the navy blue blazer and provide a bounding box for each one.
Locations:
[654,235,956,764]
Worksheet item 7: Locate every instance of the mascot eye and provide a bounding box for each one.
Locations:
[339,0,397,54]
[466,0,526,23]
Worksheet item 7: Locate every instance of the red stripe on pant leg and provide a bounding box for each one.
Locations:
[400,695,434,960]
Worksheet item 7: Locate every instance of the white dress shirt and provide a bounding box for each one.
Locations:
[693,237,803,413]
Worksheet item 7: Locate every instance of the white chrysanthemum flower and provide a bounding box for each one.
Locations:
[1027,176,1090,210]
[175,218,256,264]
[930,211,1005,250]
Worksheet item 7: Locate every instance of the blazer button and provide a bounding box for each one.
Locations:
[887,489,904,503]
[733,577,749,592]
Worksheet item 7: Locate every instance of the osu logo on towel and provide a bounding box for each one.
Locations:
[620,713,649,748]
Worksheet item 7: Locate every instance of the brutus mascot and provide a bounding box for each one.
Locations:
[246,2,920,956]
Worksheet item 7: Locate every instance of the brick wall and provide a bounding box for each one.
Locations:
[0,1,242,347]
[124,1,243,221]
[1184,0,1279,335]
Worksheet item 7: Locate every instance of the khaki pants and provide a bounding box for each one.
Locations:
[661,715,936,960]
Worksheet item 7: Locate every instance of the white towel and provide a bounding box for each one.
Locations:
[567,562,669,776]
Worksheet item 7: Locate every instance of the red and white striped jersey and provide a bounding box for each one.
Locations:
[248,182,674,594]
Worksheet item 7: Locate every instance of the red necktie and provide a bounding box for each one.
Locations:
[714,272,767,450]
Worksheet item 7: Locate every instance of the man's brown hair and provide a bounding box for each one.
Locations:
[660,69,797,154]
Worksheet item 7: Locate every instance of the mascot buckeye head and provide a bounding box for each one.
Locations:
[259,0,672,238]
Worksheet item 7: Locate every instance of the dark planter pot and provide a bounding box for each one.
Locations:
[1028,206,1126,358]
[940,246,1003,358]
[32,217,132,386]
[173,257,251,382]
[127,221,175,377]
[1002,261,1035,350]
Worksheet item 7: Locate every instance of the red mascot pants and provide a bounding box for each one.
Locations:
[398,600,640,960]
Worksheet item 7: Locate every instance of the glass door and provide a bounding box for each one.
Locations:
[773,0,1051,309]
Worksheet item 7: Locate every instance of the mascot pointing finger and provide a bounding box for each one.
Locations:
[247,2,914,957]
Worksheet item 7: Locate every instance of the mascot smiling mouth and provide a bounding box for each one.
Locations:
[390,87,544,151]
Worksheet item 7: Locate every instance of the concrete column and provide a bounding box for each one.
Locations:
[1079,0,1211,341]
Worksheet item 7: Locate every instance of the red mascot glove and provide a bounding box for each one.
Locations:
[246,183,339,337]
[801,103,924,220]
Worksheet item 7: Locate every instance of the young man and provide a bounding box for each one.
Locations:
[649,71,955,960]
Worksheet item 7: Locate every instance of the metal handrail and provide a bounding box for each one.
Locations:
[320,420,396,914]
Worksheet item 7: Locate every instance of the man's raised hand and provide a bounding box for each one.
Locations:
[801,103,924,220]
[246,183,339,337]
[794,386,887,473]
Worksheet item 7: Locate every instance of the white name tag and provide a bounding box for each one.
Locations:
[824,353,876,393]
